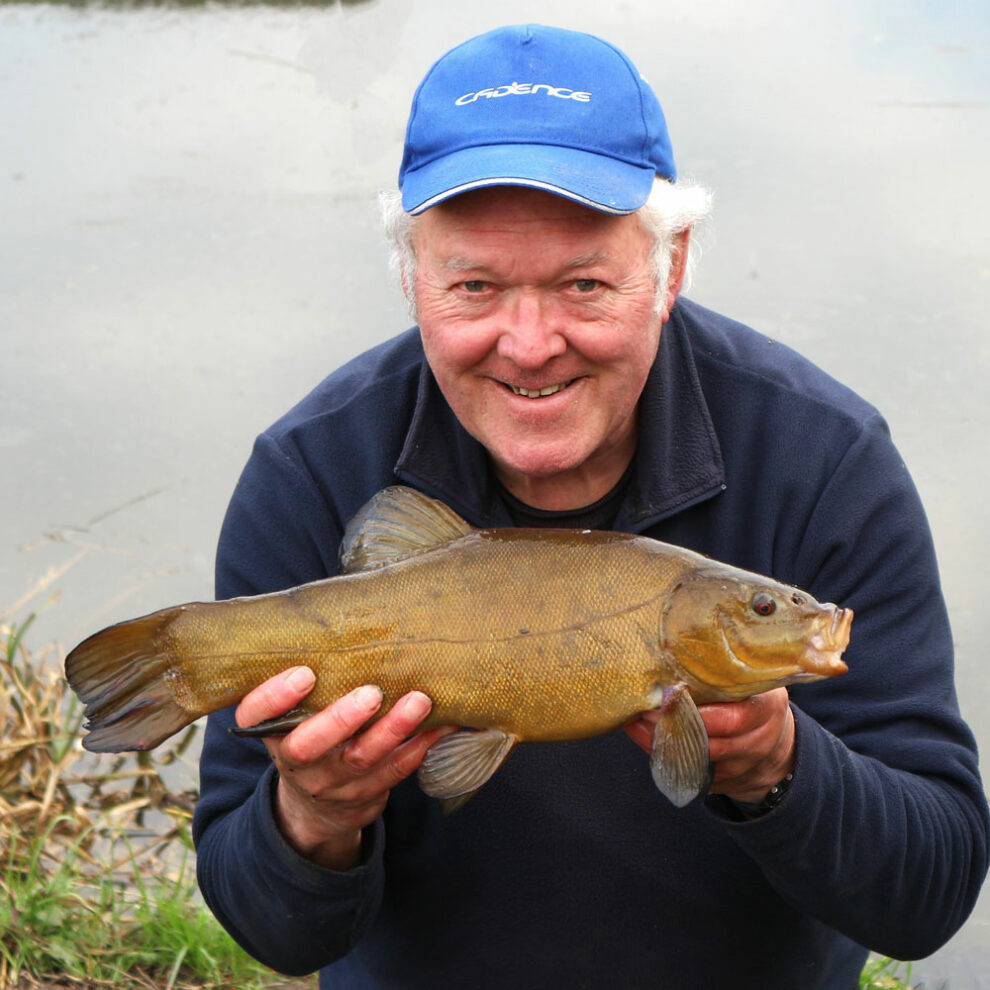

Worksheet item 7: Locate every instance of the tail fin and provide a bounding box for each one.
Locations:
[65,606,195,752]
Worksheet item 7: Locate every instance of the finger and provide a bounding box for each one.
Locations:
[707,710,788,769]
[282,724,456,812]
[708,707,795,799]
[626,692,786,753]
[623,713,658,754]
[698,698,757,738]
[706,712,778,763]
[699,688,788,739]
[281,684,384,764]
[235,666,316,729]
[363,724,459,792]
[341,691,436,773]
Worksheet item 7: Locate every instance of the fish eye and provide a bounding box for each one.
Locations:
[752,593,777,617]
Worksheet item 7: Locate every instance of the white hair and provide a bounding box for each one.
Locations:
[636,177,713,309]
[379,178,712,317]
[380,189,418,311]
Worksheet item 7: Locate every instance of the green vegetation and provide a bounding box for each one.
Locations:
[0,616,916,988]
[0,615,314,989]
[859,955,915,989]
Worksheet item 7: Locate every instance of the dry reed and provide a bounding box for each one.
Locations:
[0,616,290,988]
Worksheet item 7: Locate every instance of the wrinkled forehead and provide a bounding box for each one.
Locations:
[409,186,653,261]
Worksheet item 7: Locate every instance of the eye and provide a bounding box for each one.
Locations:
[573,278,600,292]
[752,593,777,617]
[461,280,488,293]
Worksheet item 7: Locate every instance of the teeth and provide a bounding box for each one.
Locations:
[509,382,568,398]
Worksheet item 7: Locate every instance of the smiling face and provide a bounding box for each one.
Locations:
[411,187,685,510]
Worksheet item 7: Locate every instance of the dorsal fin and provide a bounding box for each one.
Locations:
[339,486,474,573]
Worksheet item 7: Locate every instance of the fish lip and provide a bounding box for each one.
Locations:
[816,606,853,651]
[804,606,853,676]
[834,606,854,645]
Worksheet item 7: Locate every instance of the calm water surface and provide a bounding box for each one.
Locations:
[1,1,987,983]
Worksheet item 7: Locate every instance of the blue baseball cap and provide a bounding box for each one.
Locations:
[399,24,676,216]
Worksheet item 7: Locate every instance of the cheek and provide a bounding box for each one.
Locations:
[570,293,660,359]
[578,327,661,392]
[418,305,496,379]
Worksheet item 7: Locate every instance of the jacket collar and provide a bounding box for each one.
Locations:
[394,300,725,532]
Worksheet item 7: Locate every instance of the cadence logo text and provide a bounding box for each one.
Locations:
[455,81,592,105]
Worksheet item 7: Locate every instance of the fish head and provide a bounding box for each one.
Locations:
[659,567,852,700]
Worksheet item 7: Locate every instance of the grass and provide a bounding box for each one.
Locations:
[1,615,917,989]
[0,615,314,990]
[859,955,916,989]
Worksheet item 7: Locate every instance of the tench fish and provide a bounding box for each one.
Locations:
[65,485,852,808]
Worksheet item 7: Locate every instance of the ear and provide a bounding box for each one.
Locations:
[399,260,420,321]
[660,228,691,323]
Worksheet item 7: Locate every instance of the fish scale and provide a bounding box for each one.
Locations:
[64,485,851,808]
[167,531,679,741]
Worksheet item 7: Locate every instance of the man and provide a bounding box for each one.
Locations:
[193,25,988,988]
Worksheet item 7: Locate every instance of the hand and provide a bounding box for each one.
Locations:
[624,687,795,805]
[235,666,452,871]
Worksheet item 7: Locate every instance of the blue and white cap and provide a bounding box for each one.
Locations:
[399,24,676,216]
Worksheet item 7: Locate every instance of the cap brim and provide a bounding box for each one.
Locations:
[401,144,656,216]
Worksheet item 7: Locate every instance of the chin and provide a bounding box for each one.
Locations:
[493,443,591,483]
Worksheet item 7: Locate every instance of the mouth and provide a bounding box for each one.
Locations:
[504,379,576,399]
[810,606,854,653]
[804,606,853,676]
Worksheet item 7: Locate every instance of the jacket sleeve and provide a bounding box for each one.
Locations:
[714,414,990,959]
[192,433,385,975]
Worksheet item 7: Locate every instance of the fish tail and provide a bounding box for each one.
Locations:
[65,606,194,752]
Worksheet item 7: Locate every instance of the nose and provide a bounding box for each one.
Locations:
[494,289,567,368]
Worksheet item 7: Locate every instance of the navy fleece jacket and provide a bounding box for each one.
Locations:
[194,299,988,989]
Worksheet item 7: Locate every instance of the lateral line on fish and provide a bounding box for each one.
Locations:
[184,594,672,661]
[63,486,852,782]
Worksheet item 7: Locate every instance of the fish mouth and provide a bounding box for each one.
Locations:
[504,378,576,399]
[803,606,853,677]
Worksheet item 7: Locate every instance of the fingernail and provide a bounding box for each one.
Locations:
[354,684,383,712]
[286,666,315,692]
[403,692,432,720]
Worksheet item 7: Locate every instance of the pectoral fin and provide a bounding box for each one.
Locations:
[230,707,311,738]
[649,684,712,807]
[418,728,518,813]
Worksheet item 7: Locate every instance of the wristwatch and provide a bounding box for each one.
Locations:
[731,773,794,818]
